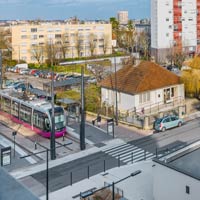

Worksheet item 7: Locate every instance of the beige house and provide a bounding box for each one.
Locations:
[11,22,112,63]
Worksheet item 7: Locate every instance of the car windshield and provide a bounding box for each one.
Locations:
[155,118,163,124]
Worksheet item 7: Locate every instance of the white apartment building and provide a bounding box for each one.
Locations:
[117,11,128,25]
[11,22,112,63]
[151,0,200,63]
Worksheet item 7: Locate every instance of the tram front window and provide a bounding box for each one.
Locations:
[49,107,65,131]
[55,113,65,131]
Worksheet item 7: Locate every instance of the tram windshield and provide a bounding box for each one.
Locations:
[49,107,65,131]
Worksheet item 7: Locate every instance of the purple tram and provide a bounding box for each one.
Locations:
[0,89,66,138]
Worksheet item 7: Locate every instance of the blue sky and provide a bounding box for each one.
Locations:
[0,0,150,20]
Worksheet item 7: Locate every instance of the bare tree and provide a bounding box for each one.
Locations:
[74,32,82,57]
[59,33,69,59]
[88,33,97,57]
[30,44,44,64]
[45,40,60,66]
[90,64,104,82]
[102,34,110,55]
[138,31,150,60]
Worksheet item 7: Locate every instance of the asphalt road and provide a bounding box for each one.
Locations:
[19,117,200,197]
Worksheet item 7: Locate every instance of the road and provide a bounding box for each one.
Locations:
[17,117,200,197]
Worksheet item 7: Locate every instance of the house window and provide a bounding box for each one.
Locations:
[171,88,174,97]
[139,92,150,104]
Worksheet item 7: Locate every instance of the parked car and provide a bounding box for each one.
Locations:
[19,69,30,75]
[154,115,183,132]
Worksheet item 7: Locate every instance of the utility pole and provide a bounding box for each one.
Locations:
[50,41,56,160]
[0,50,2,89]
[80,45,86,150]
[114,56,118,126]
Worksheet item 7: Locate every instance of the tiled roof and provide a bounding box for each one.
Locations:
[100,61,180,94]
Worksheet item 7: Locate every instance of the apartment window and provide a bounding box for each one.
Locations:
[55,28,61,32]
[31,35,37,40]
[48,28,54,32]
[21,35,27,39]
[21,56,27,61]
[38,28,44,32]
[21,29,27,32]
[169,25,172,29]
[21,42,27,47]
[20,49,27,54]
[188,18,193,21]
[55,34,61,38]
[47,34,54,39]
[39,35,44,38]
[166,18,169,21]
[55,41,62,45]
[31,28,37,32]
[39,42,44,45]
[31,42,37,46]
[166,33,169,37]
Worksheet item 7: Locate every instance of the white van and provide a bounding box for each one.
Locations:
[14,63,28,73]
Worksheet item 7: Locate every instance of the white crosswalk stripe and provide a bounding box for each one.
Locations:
[102,143,156,164]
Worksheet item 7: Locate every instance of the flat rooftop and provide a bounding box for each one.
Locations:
[154,145,200,181]
[0,168,39,200]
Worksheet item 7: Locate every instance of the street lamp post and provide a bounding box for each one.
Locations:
[0,50,2,89]
[50,41,56,160]
[114,56,118,126]
[12,131,17,157]
[80,46,86,150]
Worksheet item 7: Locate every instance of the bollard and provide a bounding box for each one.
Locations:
[118,155,120,167]
[88,166,90,179]
[156,148,158,158]
[131,152,133,164]
[70,172,72,185]
[62,133,65,141]
[34,142,37,150]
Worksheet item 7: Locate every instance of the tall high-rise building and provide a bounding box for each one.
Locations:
[117,11,128,25]
[151,0,200,63]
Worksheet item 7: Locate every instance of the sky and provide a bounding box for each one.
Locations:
[0,0,150,20]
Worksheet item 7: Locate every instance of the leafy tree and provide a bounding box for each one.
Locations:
[85,84,101,112]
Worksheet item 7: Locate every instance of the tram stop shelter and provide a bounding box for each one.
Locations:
[43,79,81,93]
[57,98,80,120]
[0,168,39,200]
[29,88,51,99]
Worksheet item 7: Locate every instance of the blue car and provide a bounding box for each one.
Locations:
[154,115,183,132]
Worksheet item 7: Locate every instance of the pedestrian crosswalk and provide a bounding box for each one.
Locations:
[101,143,155,164]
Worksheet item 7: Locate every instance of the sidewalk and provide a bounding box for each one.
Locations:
[85,114,153,142]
